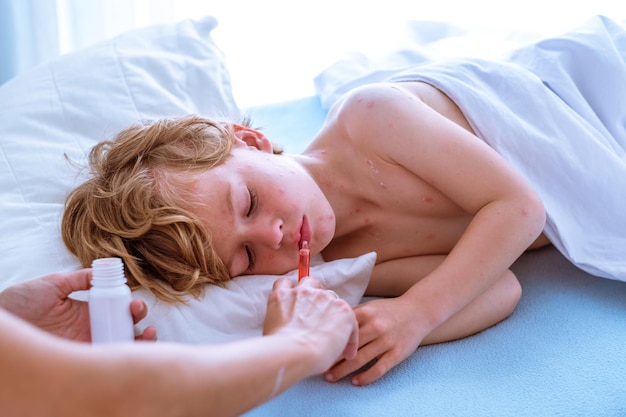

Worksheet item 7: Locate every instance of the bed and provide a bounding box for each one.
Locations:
[0,15,624,417]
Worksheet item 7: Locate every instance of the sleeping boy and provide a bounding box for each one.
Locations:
[62,16,626,386]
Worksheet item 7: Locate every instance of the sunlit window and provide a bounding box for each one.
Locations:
[4,0,626,106]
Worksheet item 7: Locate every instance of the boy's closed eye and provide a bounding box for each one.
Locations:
[247,187,258,217]
[245,245,255,272]
[245,187,258,272]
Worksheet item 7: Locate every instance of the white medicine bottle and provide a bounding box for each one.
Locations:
[89,257,135,344]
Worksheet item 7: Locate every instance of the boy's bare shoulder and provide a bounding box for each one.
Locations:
[311,80,471,166]
[332,82,417,124]
[326,81,473,152]
[321,82,428,157]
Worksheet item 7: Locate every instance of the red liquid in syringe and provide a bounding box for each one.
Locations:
[298,241,310,281]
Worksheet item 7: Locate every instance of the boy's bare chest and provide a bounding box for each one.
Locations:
[321,156,472,263]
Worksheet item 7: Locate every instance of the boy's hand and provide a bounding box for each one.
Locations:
[324,296,425,386]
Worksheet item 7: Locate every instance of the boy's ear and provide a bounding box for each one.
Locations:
[232,124,273,153]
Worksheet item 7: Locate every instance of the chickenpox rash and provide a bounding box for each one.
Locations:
[366,160,379,173]
[319,214,334,222]
[521,208,529,216]
[366,101,375,109]
[421,196,434,203]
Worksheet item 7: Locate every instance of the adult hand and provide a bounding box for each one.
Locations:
[324,295,425,386]
[263,277,358,375]
[0,269,157,342]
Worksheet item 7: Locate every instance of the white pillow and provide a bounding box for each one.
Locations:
[0,16,240,288]
[135,252,376,344]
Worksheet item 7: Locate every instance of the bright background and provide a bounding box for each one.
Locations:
[2,0,626,107]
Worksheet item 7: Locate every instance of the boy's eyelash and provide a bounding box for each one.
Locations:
[245,245,255,272]
[245,187,257,272]
[247,187,257,217]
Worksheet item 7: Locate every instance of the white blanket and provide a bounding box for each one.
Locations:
[316,16,626,282]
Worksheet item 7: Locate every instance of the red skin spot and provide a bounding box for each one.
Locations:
[366,101,375,109]
[421,196,434,203]
[521,208,529,216]
[425,233,435,241]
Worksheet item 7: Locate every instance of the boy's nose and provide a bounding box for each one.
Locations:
[251,217,283,249]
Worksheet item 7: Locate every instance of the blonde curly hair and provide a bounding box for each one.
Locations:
[62,114,264,302]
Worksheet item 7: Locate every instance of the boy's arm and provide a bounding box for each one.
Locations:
[328,83,544,385]
[367,255,522,343]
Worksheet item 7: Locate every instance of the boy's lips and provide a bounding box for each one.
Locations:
[298,216,311,249]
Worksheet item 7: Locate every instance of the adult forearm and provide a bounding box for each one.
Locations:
[58,336,322,417]
[96,335,320,417]
[0,309,323,417]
